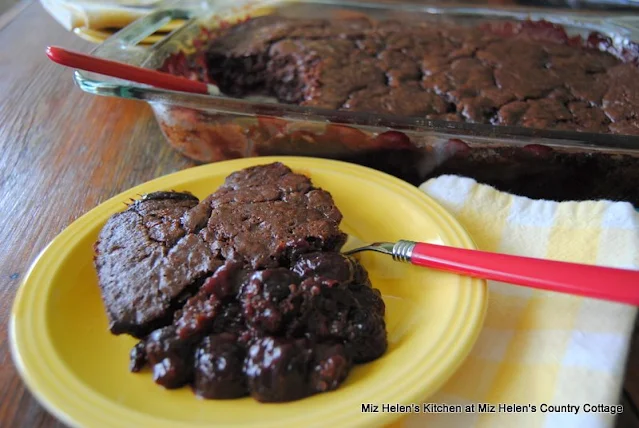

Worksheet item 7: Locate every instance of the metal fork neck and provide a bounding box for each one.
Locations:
[392,240,417,263]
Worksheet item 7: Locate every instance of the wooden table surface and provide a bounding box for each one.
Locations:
[0,1,638,427]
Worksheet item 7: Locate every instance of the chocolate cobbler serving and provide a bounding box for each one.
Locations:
[163,15,639,135]
[94,162,387,402]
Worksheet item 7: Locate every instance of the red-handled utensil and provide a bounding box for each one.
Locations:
[344,240,639,305]
[45,46,220,96]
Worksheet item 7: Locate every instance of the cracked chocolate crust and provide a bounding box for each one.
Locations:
[199,16,639,135]
[94,162,347,338]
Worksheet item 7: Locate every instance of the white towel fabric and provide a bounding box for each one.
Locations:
[389,175,639,428]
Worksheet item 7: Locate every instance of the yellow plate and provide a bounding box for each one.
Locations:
[10,157,487,428]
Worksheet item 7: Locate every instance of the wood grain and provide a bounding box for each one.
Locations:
[0,2,194,426]
[0,0,21,18]
[0,2,637,428]
[621,317,639,427]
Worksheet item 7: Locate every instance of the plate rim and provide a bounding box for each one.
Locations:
[10,156,487,428]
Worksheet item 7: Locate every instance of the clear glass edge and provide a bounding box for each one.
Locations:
[73,0,639,152]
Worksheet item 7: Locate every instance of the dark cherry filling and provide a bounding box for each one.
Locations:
[130,252,386,402]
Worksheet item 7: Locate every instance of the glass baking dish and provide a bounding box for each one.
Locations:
[74,0,639,204]
[496,0,639,9]
[403,0,639,9]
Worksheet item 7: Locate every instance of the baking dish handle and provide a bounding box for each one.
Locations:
[89,1,206,68]
[75,2,210,94]
[102,9,195,50]
[103,0,247,49]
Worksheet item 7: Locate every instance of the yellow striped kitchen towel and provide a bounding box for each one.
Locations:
[391,175,639,428]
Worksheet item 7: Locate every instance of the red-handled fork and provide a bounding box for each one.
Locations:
[344,241,639,306]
